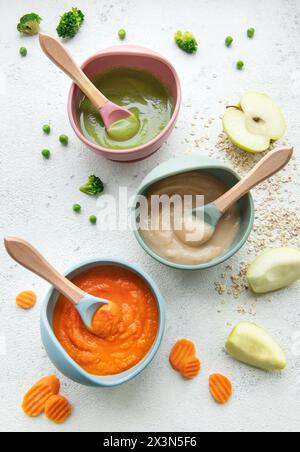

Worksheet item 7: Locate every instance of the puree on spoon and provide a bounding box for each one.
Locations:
[140,171,241,266]
[106,113,140,141]
[53,266,159,376]
[78,68,173,150]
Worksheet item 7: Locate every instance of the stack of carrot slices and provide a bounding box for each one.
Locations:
[169,339,201,379]
[169,339,232,404]
[22,375,71,424]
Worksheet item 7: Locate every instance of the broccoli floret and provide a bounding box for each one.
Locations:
[175,31,198,54]
[17,13,42,35]
[56,8,84,39]
[80,175,104,196]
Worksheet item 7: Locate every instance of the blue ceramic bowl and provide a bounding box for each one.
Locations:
[133,155,255,270]
[41,258,165,387]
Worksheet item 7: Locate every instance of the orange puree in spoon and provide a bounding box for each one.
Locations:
[90,302,121,338]
[53,266,159,376]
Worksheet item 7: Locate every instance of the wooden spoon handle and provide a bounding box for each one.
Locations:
[214,146,294,213]
[4,238,85,304]
[39,33,108,110]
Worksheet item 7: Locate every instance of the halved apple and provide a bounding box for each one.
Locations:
[223,92,286,153]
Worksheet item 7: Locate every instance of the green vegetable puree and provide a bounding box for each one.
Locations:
[107,114,140,142]
[78,68,173,150]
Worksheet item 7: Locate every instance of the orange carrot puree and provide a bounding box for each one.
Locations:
[53,266,159,376]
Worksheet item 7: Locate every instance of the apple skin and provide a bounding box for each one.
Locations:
[223,92,287,153]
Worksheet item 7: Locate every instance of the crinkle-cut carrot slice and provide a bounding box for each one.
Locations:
[169,339,196,371]
[16,290,37,309]
[209,374,232,404]
[182,356,201,379]
[45,395,71,424]
[22,375,60,417]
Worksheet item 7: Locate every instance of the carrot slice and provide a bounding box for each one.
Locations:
[16,290,37,310]
[209,374,232,404]
[45,395,71,424]
[169,339,196,371]
[22,375,60,417]
[182,356,201,379]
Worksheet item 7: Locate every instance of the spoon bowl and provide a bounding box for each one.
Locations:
[174,207,219,247]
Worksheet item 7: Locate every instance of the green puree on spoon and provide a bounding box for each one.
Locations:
[78,68,173,150]
[107,113,140,141]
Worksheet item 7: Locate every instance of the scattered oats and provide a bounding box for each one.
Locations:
[237,305,247,314]
[212,129,298,317]
[214,282,226,295]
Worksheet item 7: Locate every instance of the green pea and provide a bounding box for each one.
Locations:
[41,149,51,159]
[89,215,97,225]
[59,134,69,146]
[236,60,245,71]
[42,124,51,134]
[225,36,233,47]
[73,204,81,213]
[19,47,27,57]
[118,29,126,40]
[247,28,255,38]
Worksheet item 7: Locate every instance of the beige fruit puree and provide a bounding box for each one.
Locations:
[140,171,241,265]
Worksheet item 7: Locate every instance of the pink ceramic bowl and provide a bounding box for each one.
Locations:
[68,45,181,162]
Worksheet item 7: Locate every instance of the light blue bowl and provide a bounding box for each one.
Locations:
[133,155,255,270]
[41,258,165,387]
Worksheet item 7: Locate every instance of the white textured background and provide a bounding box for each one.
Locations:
[0,0,300,433]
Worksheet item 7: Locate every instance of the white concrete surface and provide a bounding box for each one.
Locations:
[0,0,300,433]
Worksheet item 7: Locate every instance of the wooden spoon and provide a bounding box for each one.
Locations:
[39,33,137,135]
[175,146,294,247]
[4,238,109,328]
